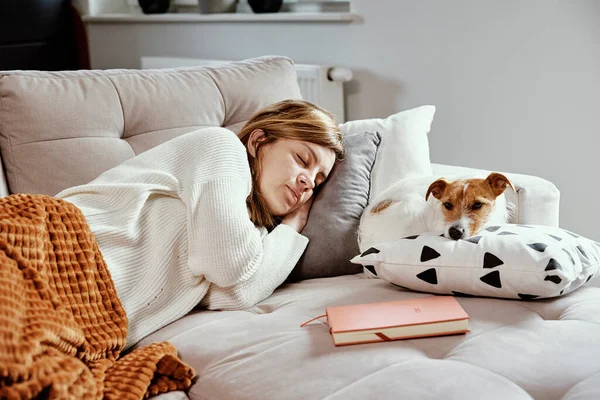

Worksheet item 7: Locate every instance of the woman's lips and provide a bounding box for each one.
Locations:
[286,185,299,204]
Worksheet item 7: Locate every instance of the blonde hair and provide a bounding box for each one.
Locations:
[238,99,344,229]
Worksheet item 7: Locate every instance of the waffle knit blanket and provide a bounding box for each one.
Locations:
[0,194,195,399]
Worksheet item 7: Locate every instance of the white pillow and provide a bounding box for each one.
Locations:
[339,106,435,202]
[351,224,600,300]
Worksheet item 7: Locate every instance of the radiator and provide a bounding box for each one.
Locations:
[140,56,352,122]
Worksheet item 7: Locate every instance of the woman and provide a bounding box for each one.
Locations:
[57,99,344,348]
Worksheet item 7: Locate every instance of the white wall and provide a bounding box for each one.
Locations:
[86,0,600,240]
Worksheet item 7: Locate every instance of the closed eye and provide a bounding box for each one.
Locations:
[296,154,307,166]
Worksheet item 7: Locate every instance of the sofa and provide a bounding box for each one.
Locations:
[1,56,599,400]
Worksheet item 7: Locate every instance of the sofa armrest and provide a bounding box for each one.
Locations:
[431,163,560,227]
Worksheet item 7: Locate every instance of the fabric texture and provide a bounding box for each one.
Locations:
[0,56,302,196]
[57,127,308,348]
[288,131,382,281]
[0,193,195,399]
[352,224,600,300]
[339,106,436,202]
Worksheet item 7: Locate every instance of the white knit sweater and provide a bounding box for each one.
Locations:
[57,127,309,348]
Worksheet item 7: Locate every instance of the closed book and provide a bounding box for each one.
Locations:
[326,296,470,346]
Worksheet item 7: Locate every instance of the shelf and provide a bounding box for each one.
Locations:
[82,12,361,23]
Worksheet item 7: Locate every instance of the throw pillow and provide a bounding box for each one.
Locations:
[287,131,382,282]
[339,106,436,203]
[350,224,600,300]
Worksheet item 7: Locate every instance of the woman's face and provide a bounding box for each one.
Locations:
[249,130,336,217]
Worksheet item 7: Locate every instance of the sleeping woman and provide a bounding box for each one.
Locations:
[57,99,344,348]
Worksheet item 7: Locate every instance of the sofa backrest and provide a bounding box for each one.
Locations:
[0,56,302,196]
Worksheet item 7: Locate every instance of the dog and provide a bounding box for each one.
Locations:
[358,172,516,252]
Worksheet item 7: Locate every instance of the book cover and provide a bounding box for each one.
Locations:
[326,296,470,346]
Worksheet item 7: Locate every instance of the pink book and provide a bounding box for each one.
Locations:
[326,296,470,346]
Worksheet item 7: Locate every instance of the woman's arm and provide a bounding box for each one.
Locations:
[174,129,308,308]
[183,176,307,288]
[184,177,308,309]
[189,176,313,310]
[199,224,308,310]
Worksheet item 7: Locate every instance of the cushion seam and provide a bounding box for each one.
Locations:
[560,367,600,400]
[0,68,223,81]
[204,71,226,126]
[367,130,382,202]
[125,124,219,139]
[8,124,226,147]
[107,76,127,138]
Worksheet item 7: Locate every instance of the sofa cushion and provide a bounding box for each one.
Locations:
[0,56,302,195]
[138,274,600,400]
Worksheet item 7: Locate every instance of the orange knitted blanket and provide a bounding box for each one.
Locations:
[0,194,195,399]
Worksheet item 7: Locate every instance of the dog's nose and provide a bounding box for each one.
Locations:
[449,226,464,240]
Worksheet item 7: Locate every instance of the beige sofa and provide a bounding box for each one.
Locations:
[2,56,599,400]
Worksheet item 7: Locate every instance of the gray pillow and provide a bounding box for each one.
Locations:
[287,131,382,281]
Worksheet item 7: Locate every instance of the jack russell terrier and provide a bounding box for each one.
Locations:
[358,172,516,252]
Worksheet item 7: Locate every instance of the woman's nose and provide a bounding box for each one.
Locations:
[298,174,314,191]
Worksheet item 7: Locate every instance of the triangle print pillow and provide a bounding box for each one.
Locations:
[351,224,600,300]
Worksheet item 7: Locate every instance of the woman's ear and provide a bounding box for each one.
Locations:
[247,129,267,158]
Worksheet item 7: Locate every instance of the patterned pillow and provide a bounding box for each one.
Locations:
[351,224,600,300]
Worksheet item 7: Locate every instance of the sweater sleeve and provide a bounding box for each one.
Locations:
[199,223,308,310]
[183,176,308,294]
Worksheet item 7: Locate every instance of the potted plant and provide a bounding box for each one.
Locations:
[138,0,171,14]
[248,0,283,13]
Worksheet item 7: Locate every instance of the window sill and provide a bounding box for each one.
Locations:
[82,12,361,23]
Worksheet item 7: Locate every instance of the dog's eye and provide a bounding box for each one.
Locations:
[443,202,453,210]
[472,202,483,210]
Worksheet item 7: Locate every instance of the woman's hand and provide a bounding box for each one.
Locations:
[281,197,314,233]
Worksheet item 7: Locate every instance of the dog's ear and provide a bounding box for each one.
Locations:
[426,178,449,201]
[486,173,516,197]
